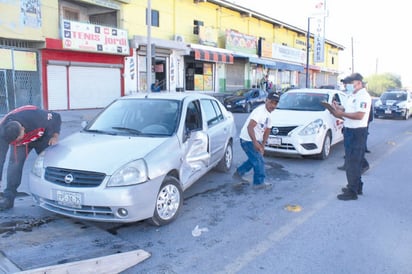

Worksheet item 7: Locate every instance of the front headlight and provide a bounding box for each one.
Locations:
[31,152,45,177]
[396,102,406,109]
[299,119,323,136]
[236,99,246,105]
[107,159,148,187]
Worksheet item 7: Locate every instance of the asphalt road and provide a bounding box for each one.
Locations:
[1,110,412,273]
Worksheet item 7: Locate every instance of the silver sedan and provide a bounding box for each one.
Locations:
[29,93,236,225]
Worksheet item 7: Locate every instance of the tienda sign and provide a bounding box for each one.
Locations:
[62,20,129,55]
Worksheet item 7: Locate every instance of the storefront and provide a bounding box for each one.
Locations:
[185,44,234,92]
[41,20,130,110]
[130,36,190,92]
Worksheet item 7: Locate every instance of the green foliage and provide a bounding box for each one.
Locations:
[365,73,402,96]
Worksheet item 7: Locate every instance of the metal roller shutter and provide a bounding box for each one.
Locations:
[47,65,68,110]
[226,60,245,91]
[69,66,120,109]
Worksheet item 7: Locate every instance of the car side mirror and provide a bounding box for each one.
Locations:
[81,121,88,129]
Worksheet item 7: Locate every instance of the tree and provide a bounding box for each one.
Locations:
[365,73,402,96]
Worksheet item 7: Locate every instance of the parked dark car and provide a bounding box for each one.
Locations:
[374,90,412,119]
[223,88,267,113]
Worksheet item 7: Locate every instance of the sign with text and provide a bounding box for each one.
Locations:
[62,20,129,55]
[272,44,306,64]
[313,16,325,63]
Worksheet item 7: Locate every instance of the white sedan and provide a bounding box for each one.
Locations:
[29,93,236,225]
[265,88,346,159]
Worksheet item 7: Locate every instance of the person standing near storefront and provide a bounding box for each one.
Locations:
[329,73,371,200]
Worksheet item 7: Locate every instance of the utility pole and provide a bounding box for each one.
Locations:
[305,17,311,88]
[146,0,152,93]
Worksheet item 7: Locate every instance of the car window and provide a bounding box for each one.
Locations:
[87,99,180,136]
[185,100,202,131]
[381,92,406,101]
[277,92,328,111]
[332,93,344,105]
[200,99,224,127]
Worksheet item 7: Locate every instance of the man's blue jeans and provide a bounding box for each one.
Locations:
[343,127,368,193]
[237,139,265,185]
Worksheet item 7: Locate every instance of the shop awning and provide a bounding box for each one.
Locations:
[249,57,304,72]
[194,49,234,64]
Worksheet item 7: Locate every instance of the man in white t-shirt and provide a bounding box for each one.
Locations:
[233,92,279,190]
[330,73,371,200]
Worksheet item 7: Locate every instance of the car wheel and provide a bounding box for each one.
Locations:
[215,141,233,172]
[403,110,409,120]
[245,103,252,113]
[316,132,331,160]
[148,176,183,226]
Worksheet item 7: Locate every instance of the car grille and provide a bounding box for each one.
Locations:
[34,195,115,219]
[45,167,106,187]
[267,142,296,151]
[270,126,298,136]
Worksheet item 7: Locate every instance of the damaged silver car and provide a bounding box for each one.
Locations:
[29,93,236,225]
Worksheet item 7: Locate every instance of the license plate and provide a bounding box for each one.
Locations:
[267,136,281,146]
[55,190,82,208]
[226,105,232,108]
[385,109,391,114]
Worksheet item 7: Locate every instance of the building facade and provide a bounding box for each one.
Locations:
[0,0,343,112]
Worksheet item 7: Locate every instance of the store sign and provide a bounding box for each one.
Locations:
[199,26,218,47]
[272,44,306,64]
[225,29,257,55]
[313,16,325,63]
[62,20,129,55]
[312,0,326,63]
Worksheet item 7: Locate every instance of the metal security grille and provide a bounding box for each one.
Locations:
[0,70,8,114]
[0,48,41,115]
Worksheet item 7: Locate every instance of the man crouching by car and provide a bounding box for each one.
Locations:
[0,105,61,210]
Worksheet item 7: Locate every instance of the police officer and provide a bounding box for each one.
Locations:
[330,73,371,200]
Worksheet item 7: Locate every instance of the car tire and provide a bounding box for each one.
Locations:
[403,110,409,120]
[316,131,331,160]
[245,103,252,113]
[215,141,233,172]
[148,176,183,226]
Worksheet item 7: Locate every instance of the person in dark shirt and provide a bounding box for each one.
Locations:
[151,80,161,92]
[0,105,61,210]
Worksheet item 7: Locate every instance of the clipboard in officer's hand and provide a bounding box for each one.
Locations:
[320,101,345,120]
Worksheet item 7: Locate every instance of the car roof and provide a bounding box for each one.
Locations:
[285,88,342,95]
[384,90,408,93]
[119,92,219,101]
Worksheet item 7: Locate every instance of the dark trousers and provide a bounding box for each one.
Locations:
[3,138,49,200]
[343,127,368,193]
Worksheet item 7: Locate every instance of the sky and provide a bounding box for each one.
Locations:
[230,0,412,87]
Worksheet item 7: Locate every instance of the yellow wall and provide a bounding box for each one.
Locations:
[0,0,58,41]
[0,0,340,70]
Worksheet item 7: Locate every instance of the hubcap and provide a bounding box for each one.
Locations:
[225,146,233,168]
[156,184,180,220]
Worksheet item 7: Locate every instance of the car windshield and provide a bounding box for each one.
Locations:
[85,99,181,136]
[381,92,406,101]
[277,92,329,111]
